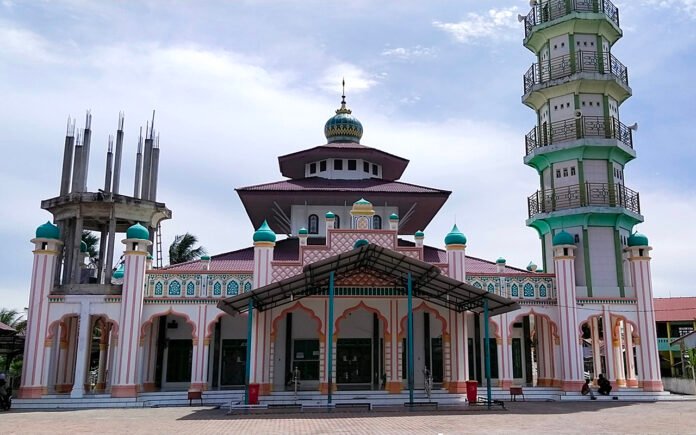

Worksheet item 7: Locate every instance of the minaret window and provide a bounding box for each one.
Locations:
[348,159,357,170]
[373,215,382,229]
[372,164,378,176]
[309,162,317,174]
[320,160,327,171]
[308,214,319,234]
[334,159,343,170]
[334,215,340,229]
[363,161,369,172]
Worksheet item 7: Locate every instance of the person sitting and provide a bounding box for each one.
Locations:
[597,374,612,395]
[581,378,596,400]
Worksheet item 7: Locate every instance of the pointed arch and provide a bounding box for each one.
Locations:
[335,301,389,337]
[140,308,198,341]
[270,301,324,340]
[397,301,449,340]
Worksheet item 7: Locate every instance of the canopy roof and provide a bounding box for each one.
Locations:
[218,243,519,317]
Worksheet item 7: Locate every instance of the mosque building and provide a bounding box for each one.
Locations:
[17,0,663,406]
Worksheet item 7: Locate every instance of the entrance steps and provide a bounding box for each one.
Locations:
[12,387,686,409]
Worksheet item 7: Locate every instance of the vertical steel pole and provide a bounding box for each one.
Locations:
[327,271,335,404]
[484,298,492,409]
[245,298,253,405]
[407,272,414,405]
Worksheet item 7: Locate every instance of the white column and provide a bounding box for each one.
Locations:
[591,316,602,382]
[614,319,627,387]
[625,325,637,386]
[19,236,62,399]
[602,308,615,381]
[70,302,91,398]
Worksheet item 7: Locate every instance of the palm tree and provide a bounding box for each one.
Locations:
[82,231,100,268]
[0,308,26,335]
[168,233,207,265]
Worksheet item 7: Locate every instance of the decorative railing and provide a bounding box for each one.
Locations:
[523,50,628,94]
[525,115,633,155]
[524,0,620,37]
[657,337,681,352]
[527,182,640,217]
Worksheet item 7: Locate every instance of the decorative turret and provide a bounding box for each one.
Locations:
[324,81,363,144]
[298,227,308,246]
[253,220,276,245]
[36,221,60,240]
[350,198,375,229]
[496,257,506,273]
[414,230,424,247]
[445,225,466,281]
[325,211,336,233]
[253,220,275,289]
[389,213,399,231]
[354,239,369,249]
[200,255,211,271]
[126,222,149,240]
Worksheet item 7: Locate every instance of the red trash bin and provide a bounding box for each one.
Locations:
[248,383,260,405]
[466,380,478,404]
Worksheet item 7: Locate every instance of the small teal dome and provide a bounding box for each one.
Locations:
[126,223,149,240]
[354,239,369,248]
[415,230,424,238]
[389,213,399,220]
[298,227,308,235]
[325,211,336,219]
[253,220,276,243]
[628,232,649,247]
[537,269,544,273]
[36,221,60,240]
[147,253,153,260]
[354,198,371,205]
[552,230,574,246]
[324,96,363,143]
[444,224,467,245]
[112,263,125,279]
[80,240,87,253]
[200,255,210,260]
[496,257,506,264]
[526,261,537,271]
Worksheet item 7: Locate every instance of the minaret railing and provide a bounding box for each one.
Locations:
[525,115,632,155]
[527,182,640,217]
[524,0,620,37]
[524,50,628,94]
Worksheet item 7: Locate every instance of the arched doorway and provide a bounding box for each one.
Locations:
[335,303,387,390]
[399,304,447,389]
[140,312,196,391]
[206,313,249,390]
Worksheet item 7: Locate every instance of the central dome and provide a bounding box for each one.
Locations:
[324,95,363,143]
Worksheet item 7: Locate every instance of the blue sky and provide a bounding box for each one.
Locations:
[1,0,695,311]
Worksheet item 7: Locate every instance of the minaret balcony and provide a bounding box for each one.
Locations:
[524,0,620,39]
[527,182,640,218]
[525,115,633,156]
[523,50,628,96]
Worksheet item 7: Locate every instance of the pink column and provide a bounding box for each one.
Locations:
[626,242,663,391]
[602,308,615,382]
[498,313,513,389]
[19,234,62,399]
[111,235,150,398]
[554,242,584,391]
[625,325,638,387]
[190,304,209,392]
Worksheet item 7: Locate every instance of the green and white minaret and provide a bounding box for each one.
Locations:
[522,0,639,299]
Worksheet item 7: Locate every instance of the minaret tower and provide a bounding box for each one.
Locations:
[521,1,638,299]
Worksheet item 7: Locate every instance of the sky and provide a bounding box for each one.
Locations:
[1,0,695,311]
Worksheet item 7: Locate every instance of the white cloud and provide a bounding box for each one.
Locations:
[638,0,696,18]
[381,45,437,60]
[318,62,380,94]
[433,7,522,44]
[0,22,62,63]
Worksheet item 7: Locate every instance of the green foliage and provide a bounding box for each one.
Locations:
[684,347,696,380]
[168,233,207,265]
[82,231,100,267]
[0,308,25,334]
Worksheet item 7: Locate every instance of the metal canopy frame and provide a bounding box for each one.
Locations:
[217,243,519,317]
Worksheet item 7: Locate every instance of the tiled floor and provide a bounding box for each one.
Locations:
[2,400,695,434]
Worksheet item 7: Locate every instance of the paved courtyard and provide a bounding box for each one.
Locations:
[2,401,695,434]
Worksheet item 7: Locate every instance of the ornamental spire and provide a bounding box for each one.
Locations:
[337,78,351,114]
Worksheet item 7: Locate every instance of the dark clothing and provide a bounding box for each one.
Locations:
[598,377,612,395]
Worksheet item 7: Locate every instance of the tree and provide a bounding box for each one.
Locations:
[168,233,207,265]
[684,347,696,382]
[82,230,100,268]
[0,308,26,335]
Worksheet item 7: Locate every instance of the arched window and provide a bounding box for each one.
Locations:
[511,284,519,297]
[244,282,252,293]
[487,283,495,293]
[227,281,239,296]
[213,282,222,296]
[473,282,482,289]
[168,280,181,296]
[186,281,195,296]
[539,284,547,298]
[373,215,382,229]
[523,283,534,298]
[334,215,340,229]
[308,214,319,234]
[155,282,163,296]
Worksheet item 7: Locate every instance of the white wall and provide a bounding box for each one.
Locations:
[588,227,619,295]
[574,34,598,53]
[305,158,382,180]
[663,377,696,395]
[290,204,398,235]
[583,160,608,184]
[549,94,574,123]
[578,94,603,117]
[552,160,579,188]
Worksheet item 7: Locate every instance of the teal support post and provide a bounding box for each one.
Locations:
[407,271,414,405]
[484,298,492,410]
[327,271,335,404]
[245,298,253,405]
